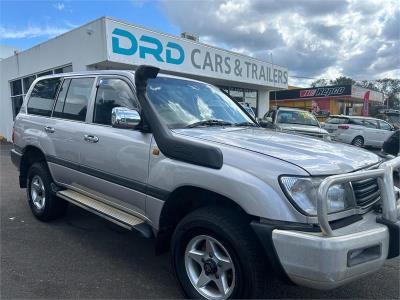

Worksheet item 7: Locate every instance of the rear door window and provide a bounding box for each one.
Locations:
[363,119,378,128]
[53,77,94,121]
[27,78,61,116]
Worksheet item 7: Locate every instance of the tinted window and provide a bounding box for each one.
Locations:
[349,118,364,126]
[93,78,138,125]
[53,79,70,118]
[326,117,348,124]
[27,78,61,116]
[379,120,392,130]
[363,119,378,128]
[53,78,94,121]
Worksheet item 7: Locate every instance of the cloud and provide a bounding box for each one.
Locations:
[162,0,400,86]
[0,25,72,39]
[53,2,65,11]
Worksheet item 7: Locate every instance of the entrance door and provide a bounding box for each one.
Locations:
[78,77,151,216]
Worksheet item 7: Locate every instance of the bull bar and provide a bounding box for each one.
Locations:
[317,156,400,236]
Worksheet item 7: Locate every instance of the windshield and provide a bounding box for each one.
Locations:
[276,110,319,127]
[147,77,254,128]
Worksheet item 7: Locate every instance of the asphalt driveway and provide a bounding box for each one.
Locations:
[1,141,399,299]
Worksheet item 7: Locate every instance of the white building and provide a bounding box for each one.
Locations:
[0,17,288,141]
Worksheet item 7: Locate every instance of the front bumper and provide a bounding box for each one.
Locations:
[272,210,399,290]
[10,148,22,169]
[253,156,400,290]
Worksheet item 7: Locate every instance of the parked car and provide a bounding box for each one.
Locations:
[376,109,400,130]
[10,66,400,299]
[259,107,330,140]
[324,115,396,148]
[382,129,400,157]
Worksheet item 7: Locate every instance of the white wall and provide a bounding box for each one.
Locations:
[0,17,108,140]
[257,89,270,118]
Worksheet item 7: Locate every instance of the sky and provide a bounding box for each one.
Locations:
[0,0,399,87]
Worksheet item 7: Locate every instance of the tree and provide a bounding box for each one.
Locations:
[329,76,356,86]
[311,79,329,87]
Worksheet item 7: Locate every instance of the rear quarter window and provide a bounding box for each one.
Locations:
[326,117,348,124]
[27,78,61,117]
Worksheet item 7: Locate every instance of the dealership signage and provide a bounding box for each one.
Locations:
[106,19,288,88]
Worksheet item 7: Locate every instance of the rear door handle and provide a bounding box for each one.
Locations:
[84,134,99,143]
[44,126,55,133]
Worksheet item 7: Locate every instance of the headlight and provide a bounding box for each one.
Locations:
[280,176,354,215]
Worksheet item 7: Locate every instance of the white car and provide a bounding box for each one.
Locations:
[324,115,395,147]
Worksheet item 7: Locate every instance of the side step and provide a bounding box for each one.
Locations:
[57,189,152,237]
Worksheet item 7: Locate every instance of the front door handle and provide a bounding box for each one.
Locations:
[44,126,55,133]
[84,134,99,143]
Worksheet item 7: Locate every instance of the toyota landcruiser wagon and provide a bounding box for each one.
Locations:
[11,66,400,299]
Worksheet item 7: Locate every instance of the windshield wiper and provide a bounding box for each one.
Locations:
[234,121,258,127]
[186,119,233,128]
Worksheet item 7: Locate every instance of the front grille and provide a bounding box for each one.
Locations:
[351,177,381,207]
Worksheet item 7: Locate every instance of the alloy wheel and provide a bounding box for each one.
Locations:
[30,175,46,210]
[184,235,236,300]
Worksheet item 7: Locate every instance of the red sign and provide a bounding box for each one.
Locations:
[362,91,370,116]
[300,89,317,97]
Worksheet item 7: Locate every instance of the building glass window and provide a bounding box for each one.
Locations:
[37,70,53,78]
[23,75,36,94]
[218,86,258,116]
[10,79,24,119]
[54,65,73,74]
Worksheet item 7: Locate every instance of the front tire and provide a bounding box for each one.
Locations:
[27,162,68,221]
[171,206,266,299]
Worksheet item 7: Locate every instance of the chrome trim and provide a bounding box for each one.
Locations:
[317,156,400,236]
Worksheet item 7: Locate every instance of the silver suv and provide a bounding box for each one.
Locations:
[259,107,330,140]
[10,66,400,299]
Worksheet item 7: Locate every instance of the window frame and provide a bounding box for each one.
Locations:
[50,75,97,123]
[90,75,140,128]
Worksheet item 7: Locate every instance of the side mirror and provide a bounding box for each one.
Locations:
[111,107,141,129]
[259,117,273,128]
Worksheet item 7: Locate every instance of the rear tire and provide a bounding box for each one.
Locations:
[171,206,267,299]
[27,162,68,221]
[351,136,364,147]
